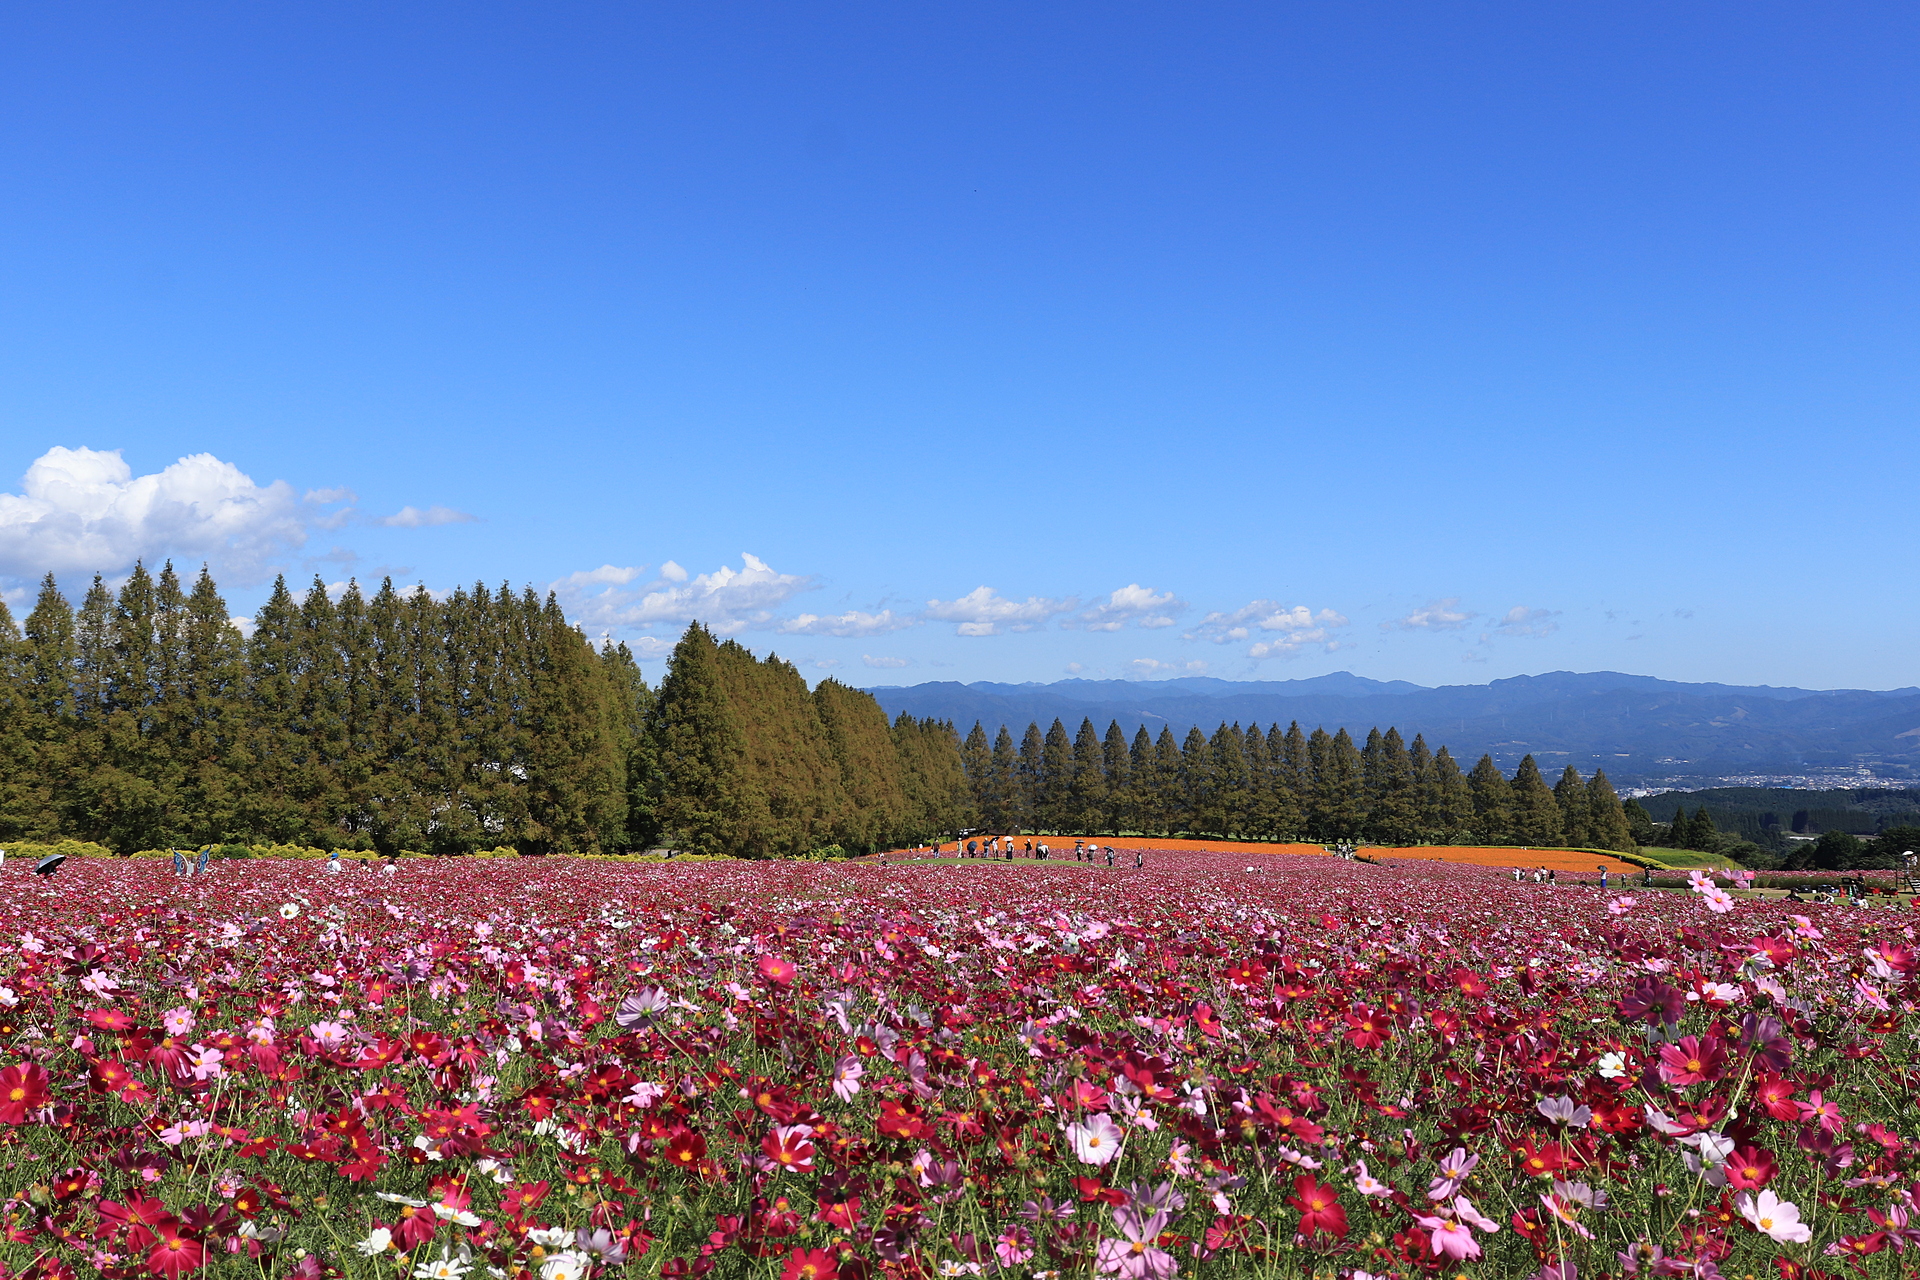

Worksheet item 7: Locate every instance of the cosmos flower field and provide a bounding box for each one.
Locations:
[1,853,1915,1280]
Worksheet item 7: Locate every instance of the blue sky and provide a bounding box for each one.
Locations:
[2,4,1916,689]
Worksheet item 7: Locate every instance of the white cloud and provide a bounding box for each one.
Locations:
[1494,605,1560,638]
[1072,583,1186,631]
[811,658,841,670]
[1186,600,1350,656]
[862,654,911,669]
[779,608,916,637]
[379,504,477,529]
[0,446,311,585]
[1386,597,1474,631]
[1130,657,1209,676]
[555,552,818,635]
[923,585,1077,636]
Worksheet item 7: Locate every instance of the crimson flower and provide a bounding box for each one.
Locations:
[0,1062,50,1124]
[1343,1008,1392,1051]
[1724,1144,1777,1190]
[1656,1035,1727,1086]
[780,1246,839,1280]
[1288,1175,1348,1239]
[143,1222,206,1278]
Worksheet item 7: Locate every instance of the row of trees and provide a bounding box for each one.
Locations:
[958,717,1642,851]
[0,566,1640,855]
[0,569,970,856]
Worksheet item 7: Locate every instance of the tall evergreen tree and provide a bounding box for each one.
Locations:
[1585,770,1638,854]
[987,725,1022,831]
[1553,766,1590,848]
[650,623,749,857]
[813,678,909,853]
[1508,755,1565,847]
[1068,718,1108,834]
[1432,746,1473,839]
[1127,726,1156,834]
[1038,719,1074,832]
[1467,754,1512,844]
[1101,721,1130,832]
[961,722,992,820]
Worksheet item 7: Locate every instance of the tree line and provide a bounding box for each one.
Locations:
[957,716,1641,852]
[0,564,1640,856]
[0,568,969,856]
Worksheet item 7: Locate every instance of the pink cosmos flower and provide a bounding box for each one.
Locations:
[1412,1214,1482,1261]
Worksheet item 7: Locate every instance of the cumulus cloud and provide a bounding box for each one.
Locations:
[555,552,818,635]
[1185,600,1349,659]
[0,446,312,584]
[862,654,911,669]
[1129,657,1209,677]
[379,504,478,528]
[779,608,916,638]
[1386,597,1474,631]
[1071,583,1186,631]
[1494,605,1560,638]
[923,586,1077,636]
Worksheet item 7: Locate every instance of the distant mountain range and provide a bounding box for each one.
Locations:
[864,671,1920,789]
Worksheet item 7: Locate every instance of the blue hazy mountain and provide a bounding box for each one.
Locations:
[864,671,1920,786]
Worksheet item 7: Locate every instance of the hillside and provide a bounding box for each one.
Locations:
[866,670,1920,788]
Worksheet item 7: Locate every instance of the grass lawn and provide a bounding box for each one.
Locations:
[1635,846,1731,868]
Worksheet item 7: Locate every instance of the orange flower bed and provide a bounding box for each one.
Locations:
[1360,845,1643,875]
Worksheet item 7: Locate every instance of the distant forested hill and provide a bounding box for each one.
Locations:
[866,671,1920,787]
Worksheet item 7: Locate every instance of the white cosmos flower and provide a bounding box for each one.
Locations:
[278,904,300,920]
[1065,1112,1125,1166]
[1596,1052,1628,1080]
[538,1253,592,1280]
[1737,1189,1812,1243]
[412,1251,471,1280]
[355,1227,394,1255]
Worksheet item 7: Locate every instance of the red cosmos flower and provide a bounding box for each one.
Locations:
[88,1008,136,1031]
[1514,1139,1568,1178]
[143,1222,206,1278]
[1754,1075,1800,1121]
[1343,1007,1392,1051]
[0,1061,50,1123]
[664,1127,708,1169]
[1449,969,1490,998]
[1656,1035,1728,1086]
[1288,1175,1348,1239]
[500,1181,550,1217]
[815,1191,861,1230]
[780,1246,839,1280]
[1724,1144,1777,1190]
[757,955,797,987]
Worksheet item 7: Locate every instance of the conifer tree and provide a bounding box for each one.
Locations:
[1101,720,1130,832]
[1318,729,1366,840]
[813,678,908,853]
[1365,727,1418,845]
[989,726,1022,830]
[1017,723,1046,829]
[1267,723,1304,837]
[1508,755,1565,847]
[1432,746,1474,839]
[1178,727,1212,835]
[1689,805,1717,851]
[1553,766,1590,848]
[0,599,53,839]
[1206,723,1249,836]
[1038,719,1074,832]
[1127,726,1156,834]
[1408,733,1437,834]
[892,714,973,841]
[650,623,749,857]
[1241,721,1273,837]
[1150,727,1181,836]
[1069,718,1108,834]
[1467,754,1512,844]
[1585,770,1638,854]
[961,722,992,818]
